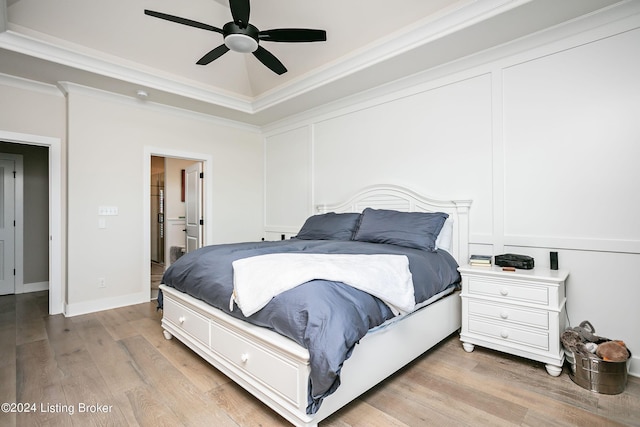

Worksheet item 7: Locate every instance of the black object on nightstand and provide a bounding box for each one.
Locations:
[494,253,534,269]
[550,251,558,270]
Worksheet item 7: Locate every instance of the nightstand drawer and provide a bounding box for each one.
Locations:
[468,318,550,351]
[468,299,549,329]
[467,276,549,305]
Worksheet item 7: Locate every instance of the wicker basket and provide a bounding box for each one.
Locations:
[568,349,631,395]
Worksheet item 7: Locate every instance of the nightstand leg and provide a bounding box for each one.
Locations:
[163,330,173,340]
[545,364,562,377]
[462,342,475,353]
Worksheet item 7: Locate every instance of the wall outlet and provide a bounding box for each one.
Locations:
[98,278,106,288]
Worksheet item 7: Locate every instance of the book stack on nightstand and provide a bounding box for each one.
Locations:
[469,254,492,267]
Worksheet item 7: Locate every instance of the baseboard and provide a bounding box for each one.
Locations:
[64,290,149,317]
[15,281,49,294]
[629,355,640,378]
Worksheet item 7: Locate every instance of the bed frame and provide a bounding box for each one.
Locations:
[160,185,471,426]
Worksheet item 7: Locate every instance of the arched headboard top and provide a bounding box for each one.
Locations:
[316,185,471,264]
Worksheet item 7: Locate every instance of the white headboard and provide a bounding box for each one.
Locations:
[316,185,471,264]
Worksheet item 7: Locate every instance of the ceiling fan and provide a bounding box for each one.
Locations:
[144,0,327,75]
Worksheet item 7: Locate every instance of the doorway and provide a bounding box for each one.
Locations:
[0,131,62,314]
[0,146,50,297]
[150,155,165,263]
[148,153,204,299]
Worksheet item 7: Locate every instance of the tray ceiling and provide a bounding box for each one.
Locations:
[0,0,624,125]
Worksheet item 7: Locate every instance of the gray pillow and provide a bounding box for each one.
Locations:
[353,208,448,251]
[295,212,361,241]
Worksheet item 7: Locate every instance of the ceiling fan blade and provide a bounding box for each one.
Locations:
[252,46,287,75]
[259,28,327,43]
[196,44,230,65]
[229,0,250,28]
[144,10,223,34]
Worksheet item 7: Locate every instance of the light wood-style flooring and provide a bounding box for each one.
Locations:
[1,291,638,426]
[150,262,164,300]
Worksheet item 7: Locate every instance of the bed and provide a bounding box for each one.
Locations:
[159,185,471,426]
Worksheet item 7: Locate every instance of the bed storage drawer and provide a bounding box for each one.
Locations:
[163,298,210,346]
[210,321,301,405]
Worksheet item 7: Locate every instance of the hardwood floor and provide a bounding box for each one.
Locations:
[150,262,164,300]
[1,291,638,427]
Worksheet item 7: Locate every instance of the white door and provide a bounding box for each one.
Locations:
[184,162,203,253]
[0,159,15,295]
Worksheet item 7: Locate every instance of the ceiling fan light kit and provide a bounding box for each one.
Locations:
[144,0,326,75]
[224,22,259,53]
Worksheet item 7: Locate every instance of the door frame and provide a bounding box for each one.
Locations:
[143,146,213,300]
[0,130,63,314]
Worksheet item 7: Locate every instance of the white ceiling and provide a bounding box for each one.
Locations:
[0,0,624,126]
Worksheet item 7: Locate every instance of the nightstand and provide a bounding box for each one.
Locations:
[458,265,569,376]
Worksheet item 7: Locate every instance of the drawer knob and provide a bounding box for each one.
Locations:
[500,311,509,319]
[500,330,509,339]
[240,353,249,363]
[500,288,509,296]
[178,316,186,324]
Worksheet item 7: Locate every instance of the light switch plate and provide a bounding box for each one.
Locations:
[98,206,118,216]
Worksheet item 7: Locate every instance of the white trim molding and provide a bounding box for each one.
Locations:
[143,146,214,301]
[16,281,49,294]
[65,290,148,317]
[57,81,261,134]
[504,235,640,255]
[0,130,63,315]
[0,29,252,113]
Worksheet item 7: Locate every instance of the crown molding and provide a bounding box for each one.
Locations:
[251,0,532,113]
[0,28,254,113]
[1,0,627,125]
[58,81,261,133]
[262,0,639,134]
[0,70,63,96]
[0,0,530,119]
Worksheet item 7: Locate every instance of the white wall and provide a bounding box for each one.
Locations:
[0,75,66,309]
[264,126,312,240]
[263,9,640,375]
[0,75,264,316]
[64,85,264,315]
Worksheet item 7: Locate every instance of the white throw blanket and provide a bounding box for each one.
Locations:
[231,253,415,317]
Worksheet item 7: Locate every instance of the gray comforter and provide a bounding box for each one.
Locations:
[160,239,460,414]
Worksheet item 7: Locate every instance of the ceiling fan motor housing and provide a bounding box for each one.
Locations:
[223,22,259,52]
